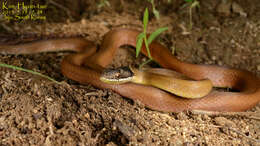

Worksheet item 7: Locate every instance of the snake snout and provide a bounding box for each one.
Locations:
[100,66,134,84]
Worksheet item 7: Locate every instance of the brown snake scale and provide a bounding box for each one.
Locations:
[1,28,260,112]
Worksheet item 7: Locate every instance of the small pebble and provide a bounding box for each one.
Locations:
[214,117,235,127]
[211,56,217,61]
[216,0,232,16]
[257,65,260,71]
[232,2,247,17]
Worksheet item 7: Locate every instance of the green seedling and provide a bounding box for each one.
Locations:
[136,8,168,69]
[97,0,110,9]
[0,63,61,84]
[183,0,200,30]
[147,0,160,20]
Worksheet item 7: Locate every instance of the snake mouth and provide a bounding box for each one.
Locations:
[100,66,134,84]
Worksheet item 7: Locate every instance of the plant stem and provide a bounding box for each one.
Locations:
[139,58,153,69]
[143,35,153,59]
[0,63,61,84]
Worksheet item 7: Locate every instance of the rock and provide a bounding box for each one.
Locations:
[214,117,236,127]
[257,65,260,71]
[216,0,232,17]
[232,2,247,17]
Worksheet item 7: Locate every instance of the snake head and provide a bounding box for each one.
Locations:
[100,66,134,84]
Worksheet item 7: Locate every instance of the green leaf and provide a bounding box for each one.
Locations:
[147,27,168,44]
[153,9,160,20]
[191,0,199,8]
[136,32,145,57]
[143,8,149,31]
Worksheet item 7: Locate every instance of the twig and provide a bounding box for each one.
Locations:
[0,23,14,32]
[227,127,260,143]
[191,110,260,120]
[0,15,14,32]
[196,117,260,143]
[48,0,73,20]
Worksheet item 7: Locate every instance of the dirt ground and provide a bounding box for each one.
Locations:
[0,0,259,145]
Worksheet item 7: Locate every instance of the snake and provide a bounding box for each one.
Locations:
[0,28,260,112]
[100,66,213,99]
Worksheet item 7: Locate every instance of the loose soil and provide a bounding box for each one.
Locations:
[0,0,259,145]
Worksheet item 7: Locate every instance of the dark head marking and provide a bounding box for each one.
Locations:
[101,66,134,81]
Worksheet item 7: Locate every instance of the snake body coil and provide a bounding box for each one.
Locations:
[1,28,260,112]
